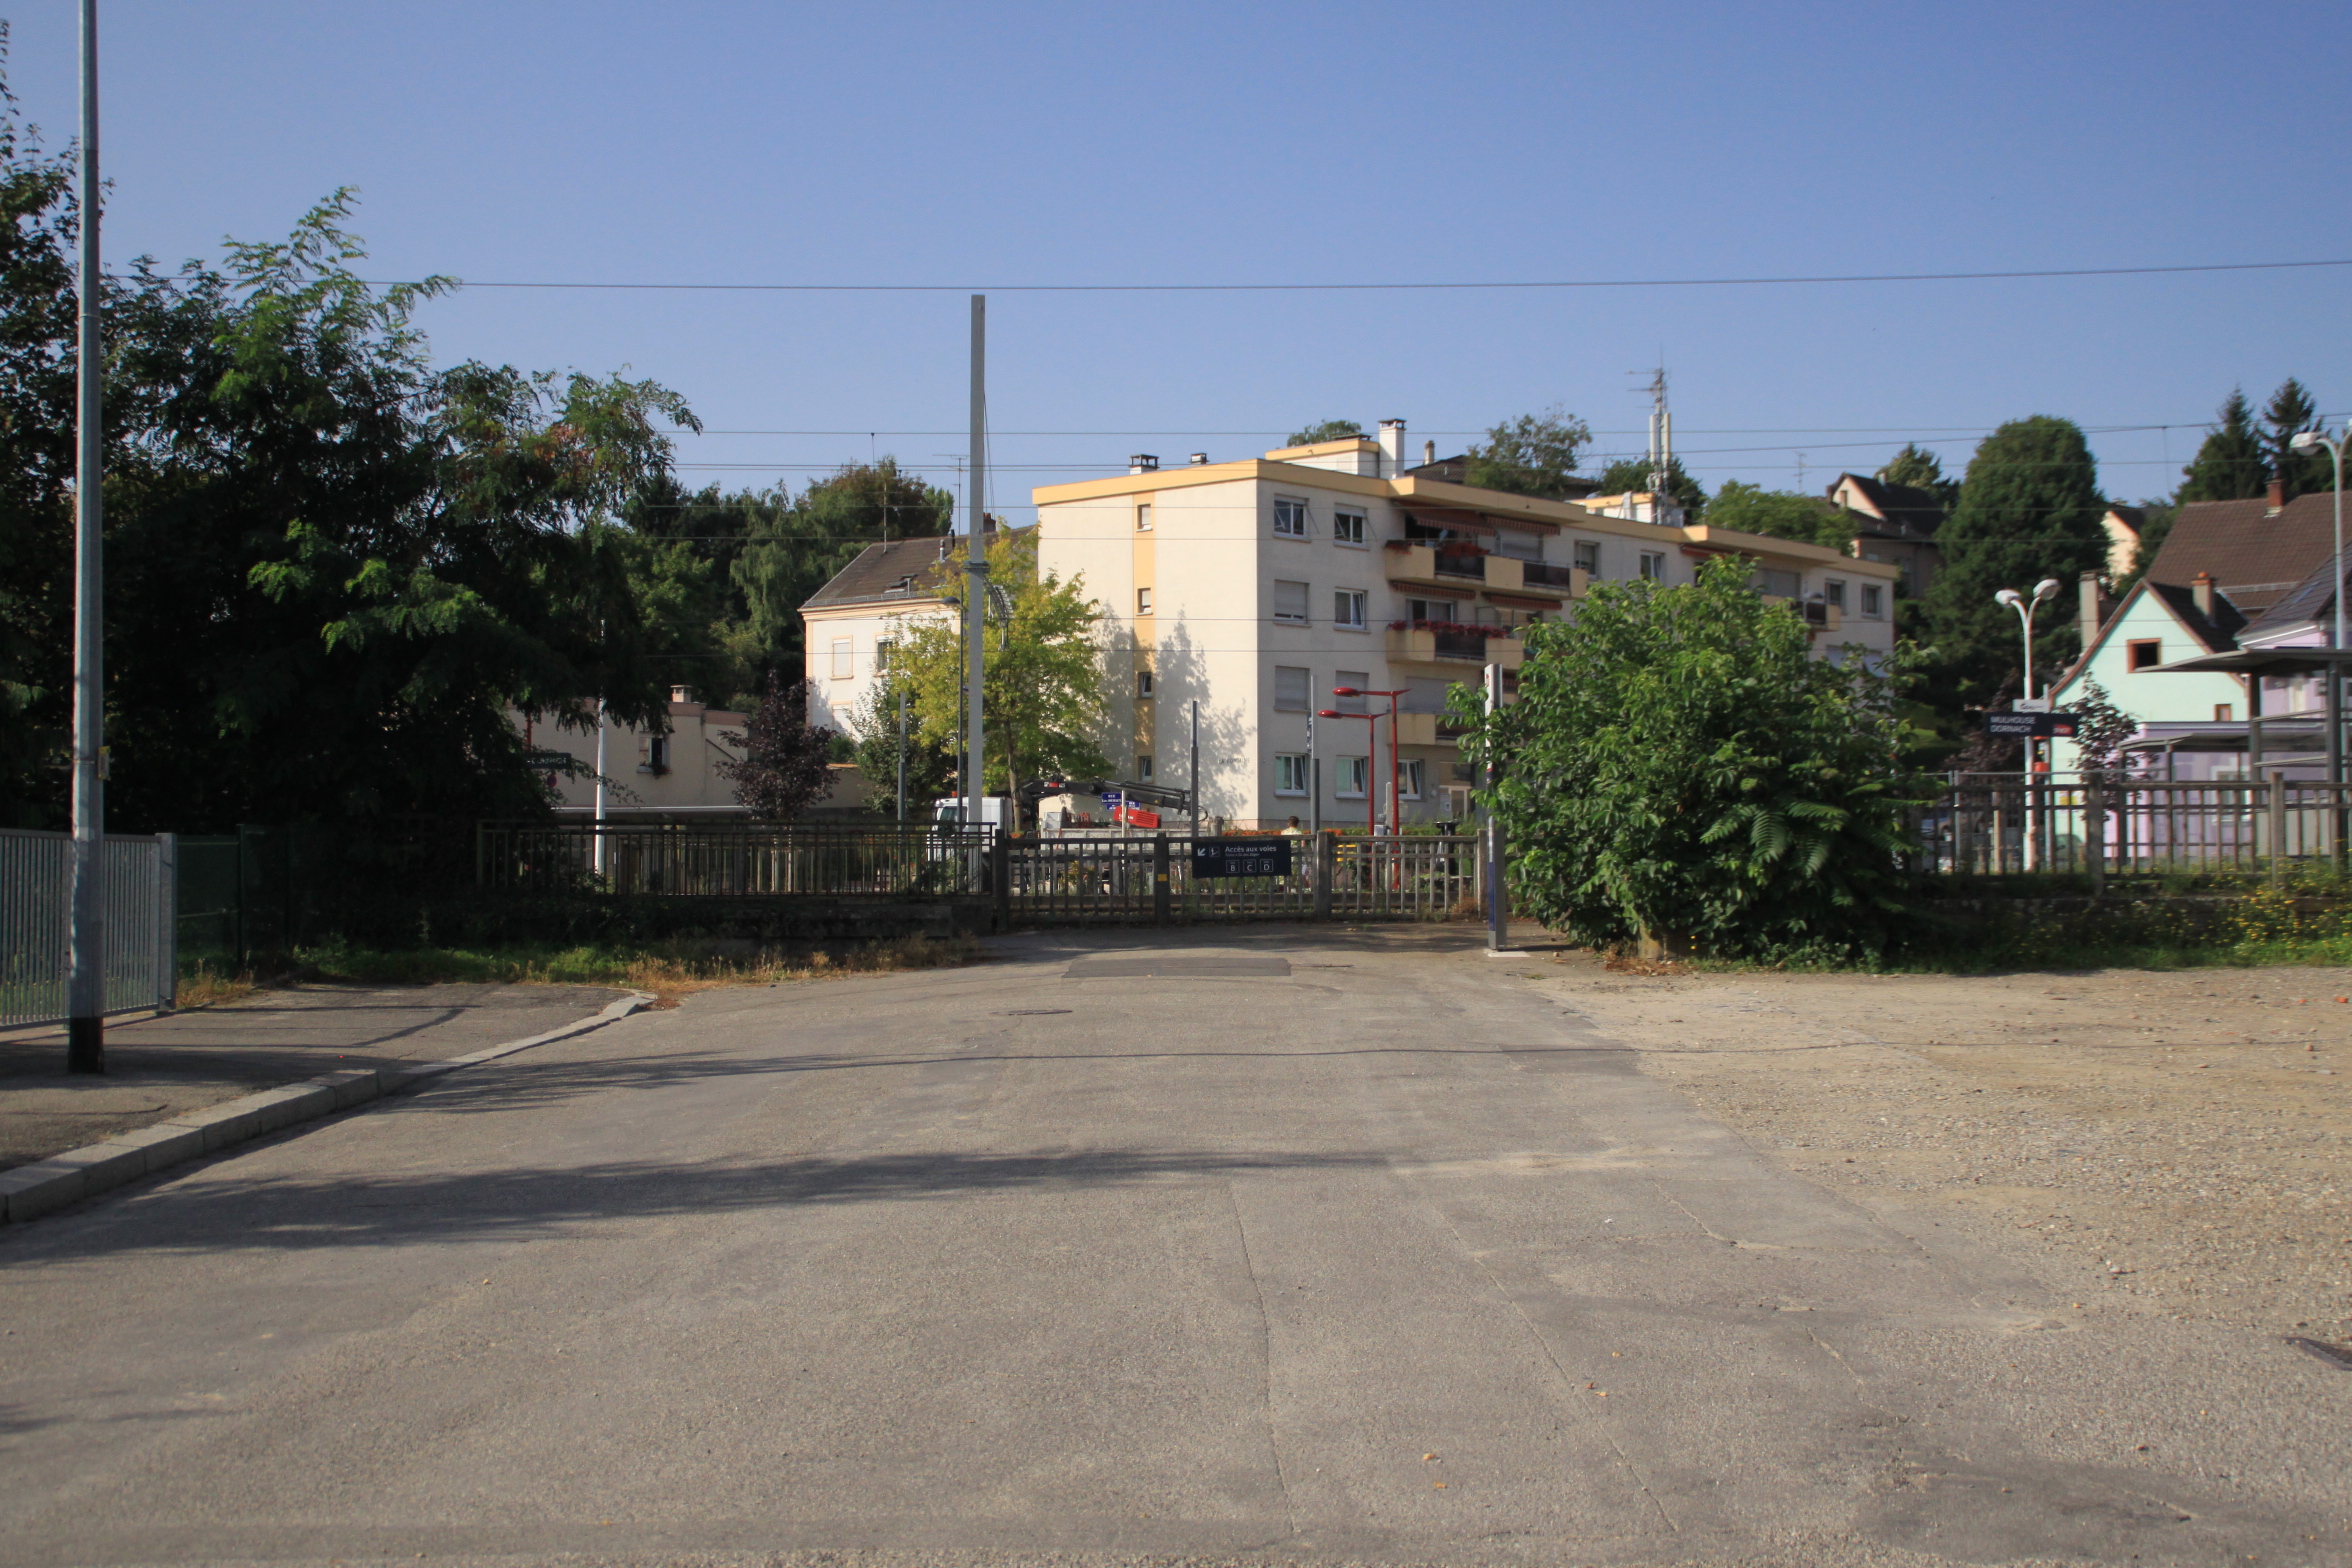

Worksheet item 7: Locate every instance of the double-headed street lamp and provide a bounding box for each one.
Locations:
[1993,578,2061,870]
[1318,684,1408,836]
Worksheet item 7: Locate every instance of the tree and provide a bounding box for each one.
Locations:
[885,528,1110,802]
[1463,406,1591,500]
[1287,419,1365,446]
[1452,556,1928,961]
[716,677,836,820]
[1704,480,1851,551]
[1592,454,1707,517]
[1878,443,1959,509]
[731,460,954,686]
[843,677,957,819]
[1920,416,2109,709]
[2263,378,2330,502]
[2175,390,2268,503]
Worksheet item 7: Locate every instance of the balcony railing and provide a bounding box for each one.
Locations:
[1520,560,1578,589]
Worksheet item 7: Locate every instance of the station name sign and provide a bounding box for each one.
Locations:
[1984,711,2079,739]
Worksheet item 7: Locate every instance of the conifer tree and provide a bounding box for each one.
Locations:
[2176,390,2269,502]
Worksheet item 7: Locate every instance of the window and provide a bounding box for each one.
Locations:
[1406,597,1456,623]
[1334,509,1366,546]
[640,735,670,776]
[1335,756,1369,798]
[830,638,853,679]
[1333,589,1367,630]
[1135,503,1152,532]
[1399,759,1425,800]
[1136,668,1155,699]
[2214,703,2234,722]
[1136,754,1154,781]
[2127,639,2162,672]
[1823,580,1846,610]
[1861,584,1883,617]
[1275,753,1310,796]
[1136,586,1153,615]
[1335,673,1369,714]
[874,638,894,674]
[1274,497,1308,538]
[1573,539,1601,575]
[1639,551,1665,582]
[1274,580,1310,624]
[1274,666,1311,712]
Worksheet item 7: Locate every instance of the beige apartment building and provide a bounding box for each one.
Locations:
[1031,421,1896,830]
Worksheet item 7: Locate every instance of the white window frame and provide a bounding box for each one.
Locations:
[1273,496,1309,539]
[1274,666,1311,712]
[1333,508,1366,547]
[1274,753,1310,796]
[1573,539,1601,575]
[1137,668,1155,698]
[1135,503,1153,532]
[830,638,854,679]
[1136,754,1154,781]
[1136,586,1153,615]
[1823,580,1845,611]
[1273,580,1310,625]
[1335,756,1369,799]
[1399,758,1425,800]
[1861,583,1884,618]
[1333,589,1367,631]
[1638,551,1665,582]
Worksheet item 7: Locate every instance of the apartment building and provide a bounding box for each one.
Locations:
[1032,421,1896,830]
[799,534,964,735]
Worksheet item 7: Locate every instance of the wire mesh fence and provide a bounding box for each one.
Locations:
[1919,772,2352,880]
[0,829,178,1030]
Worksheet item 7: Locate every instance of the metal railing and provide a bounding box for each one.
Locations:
[1918,772,2352,881]
[1008,833,1476,923]
[0,829,179,1030]
[475,823,995,897]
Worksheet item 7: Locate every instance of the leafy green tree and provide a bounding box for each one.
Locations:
[2262,377,2330,501]
[1705,480,1851,551]
[1921,416,2109,708]
[716,677,836,820]
[844,677,957,818]
[885,528,1110,801]
[1464,406,1591,500]
[730,459,953,685]
[2176,390,2268,503]
[1592,454,1707,517]
[1877,443,1959,509]
[1453,556,1928,961]
[1287,419,1366,446]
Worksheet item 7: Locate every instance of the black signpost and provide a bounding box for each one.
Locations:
[1985,711,2078,740]
[1192,839,1291,878]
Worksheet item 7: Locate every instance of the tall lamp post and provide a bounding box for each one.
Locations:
[1315,708,1380,838]
[2290,427,2347,797]
[1995,578,2061,870]
[1333,685,1407,833]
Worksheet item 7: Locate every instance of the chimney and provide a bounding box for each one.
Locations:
[2192,570,2215,618]
[2267,478,2286,514]
[1423,439,1436,467]
[1378,419,1406,478]
[2079,570,2103,648]
[1129,454,1159,474]
[1188,452,1208,466]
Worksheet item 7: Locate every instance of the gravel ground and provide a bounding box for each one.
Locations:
[1517,955,2352,1345]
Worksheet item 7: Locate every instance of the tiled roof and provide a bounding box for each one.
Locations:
[799,536,963,611]
[2236,552,2348,644]
[2141,580,2247,654]
[2142,493,2345,613]
[1830,474,1944,539]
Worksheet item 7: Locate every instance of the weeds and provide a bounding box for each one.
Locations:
[174,962,258,1009]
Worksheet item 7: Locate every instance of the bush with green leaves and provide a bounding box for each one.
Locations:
[1453,556,1932,961]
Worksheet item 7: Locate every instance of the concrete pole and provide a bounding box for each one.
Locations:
[963,296,987,837]
[592,699,608,877]
[1485,662,1507,952]
[65,0,106,1074]
[896,684,908,822]
[1189,698,1199,838]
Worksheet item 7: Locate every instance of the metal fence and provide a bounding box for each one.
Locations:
[475,823,996,898]
[0,829,179,1030]
[1921,772,2352,880]
[1007,833,1476,924]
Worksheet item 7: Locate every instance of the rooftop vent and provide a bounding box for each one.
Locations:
[1189,452,1208,466]
[1130,454,1160,474]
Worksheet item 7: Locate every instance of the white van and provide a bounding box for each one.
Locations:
[933,796,1012,831]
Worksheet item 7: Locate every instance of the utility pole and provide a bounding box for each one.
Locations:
[963,296,987,838]
[1188,699,1199,838]
[895,684,908,822]
[65,0,105,1074]
[1485,662,1508,954]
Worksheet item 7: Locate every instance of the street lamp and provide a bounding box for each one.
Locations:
[1332,685,1409,833]
[1993,578,2061,871]
[2289,427,2346,796]
[1317,707,1380,837]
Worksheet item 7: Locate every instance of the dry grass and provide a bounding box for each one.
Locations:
[173,962,258,1010]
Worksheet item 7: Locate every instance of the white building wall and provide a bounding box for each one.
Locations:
[801,600,956,738]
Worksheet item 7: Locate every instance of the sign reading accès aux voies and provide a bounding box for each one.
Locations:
[1191,839,1292,878]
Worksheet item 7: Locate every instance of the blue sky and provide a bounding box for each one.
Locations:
[13,1,2351,520]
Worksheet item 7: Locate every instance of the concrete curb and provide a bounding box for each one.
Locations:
[0,992,652,1226]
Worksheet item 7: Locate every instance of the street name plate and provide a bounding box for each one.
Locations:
[1191,839,1291,878]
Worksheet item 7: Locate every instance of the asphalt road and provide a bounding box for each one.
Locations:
[1,927,2344,1568]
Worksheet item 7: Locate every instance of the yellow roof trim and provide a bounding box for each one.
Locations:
[1261,437,1379,460]
[1684,524,1899,577]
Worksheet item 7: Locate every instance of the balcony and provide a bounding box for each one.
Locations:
[1514,561,1587,597]
[1386,623,1525,671]
[1761,596,1842,632]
